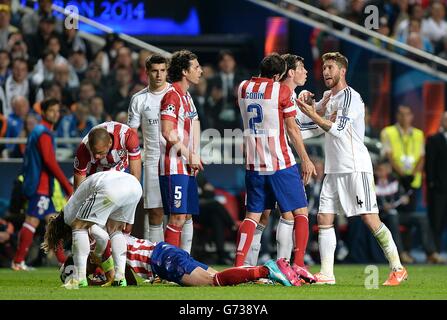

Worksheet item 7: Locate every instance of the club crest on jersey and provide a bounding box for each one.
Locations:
[174,199,182,208]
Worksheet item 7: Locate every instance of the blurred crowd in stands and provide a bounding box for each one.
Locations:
[0,0,446,267]
[275,0,447,67]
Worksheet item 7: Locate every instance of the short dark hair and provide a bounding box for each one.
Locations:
[145,53,169,71]
[41,98,60,112]
[259,53,286,79]
[280,54,304,81]
[168,50,198,83]
[322,52,348,70]
[88,127,111,147]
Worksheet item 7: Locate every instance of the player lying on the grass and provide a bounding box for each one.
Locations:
[42,171,142,287]
[60,231,302,287]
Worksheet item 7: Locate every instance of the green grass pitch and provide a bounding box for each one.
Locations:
[0,265,446,300]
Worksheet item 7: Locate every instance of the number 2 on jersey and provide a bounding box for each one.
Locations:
[247,103,263,134]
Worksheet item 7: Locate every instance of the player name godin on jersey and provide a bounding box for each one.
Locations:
[245,92,265,99]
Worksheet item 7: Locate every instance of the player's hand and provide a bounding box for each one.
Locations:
[298,90,314,104]
[317,90,331,116]
[189,152,204,176]
[301,158,317,185]
[297,97,316,117]
[329,111,337,122]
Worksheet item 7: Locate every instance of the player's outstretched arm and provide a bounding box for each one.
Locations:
[284,117,316,185]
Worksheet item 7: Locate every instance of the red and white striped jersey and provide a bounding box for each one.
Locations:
[159,82,199,176]
[238,77,297,171]
[74,121,141,176]
[125,234,155,280]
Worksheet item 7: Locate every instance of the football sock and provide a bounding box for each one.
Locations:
[244,223,265,266]
[234,218,257,267]
[72,229,90,281]
[373,223,403,271]
[293,214,309,267]
[110,231,127,280]
[149,223,164,243]
[90,224,109,259]
[14,222,35,264]
[213,266,269,286]
[164,224,182,247]
[319,227,336,277]
[276,217,294,260]
[143,214,150,240]
[181,218,193,254]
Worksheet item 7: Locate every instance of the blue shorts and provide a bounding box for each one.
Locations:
[159,175,199,215]
[245,164,307,213]
[27,194,56,219]
[150,242,209,285]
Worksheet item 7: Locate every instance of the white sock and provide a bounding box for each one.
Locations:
[319,227,336,277]
[89,224,109,259]
[72,229,90,281]
[276,217,294,260]
[373,223,403,271]
[143,214,150,240]
[244,223,265,266]
[110,231,127,281]
[181,219,193,254]
[149,223,164,243]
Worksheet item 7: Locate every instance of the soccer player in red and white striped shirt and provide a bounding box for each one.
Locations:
[234,53,316,271]
[159,50,203,252]
[73,121,141,190]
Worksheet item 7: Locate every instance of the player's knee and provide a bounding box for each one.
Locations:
[148,209,164,225]
[71,219,92,230]
[259,211,270,226]
[168,214,186,227]
[25,215,40,228]
[106,220,126,234]
[317,213,334,226]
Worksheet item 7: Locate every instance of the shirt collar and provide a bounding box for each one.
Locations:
[41,119,53,130]
[172,82,186,96]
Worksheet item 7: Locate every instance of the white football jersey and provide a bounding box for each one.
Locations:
[128,84,171,164]
[323,86,373,174]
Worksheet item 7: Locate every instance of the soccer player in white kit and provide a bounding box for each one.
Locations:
[127,54,171,243]
[43,171,142,287]
[297,52,407,286]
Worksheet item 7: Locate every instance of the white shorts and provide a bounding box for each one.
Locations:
[143,162,163,209]
[319,172,379,217]
[65,173,142,226]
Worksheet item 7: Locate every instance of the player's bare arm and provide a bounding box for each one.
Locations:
[73,173,86,191]
[284,116,316,185]
[129,158,142,181]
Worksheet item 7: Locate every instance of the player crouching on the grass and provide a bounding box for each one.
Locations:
[42,171,143,288]
[59,231,303,287]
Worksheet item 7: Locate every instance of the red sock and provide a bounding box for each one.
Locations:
[293,214,309,267]
[213,266,269,286]
[14,223,35,264]
[55,240,66,264]
[234,218,257,267]
[164,224,182,247]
